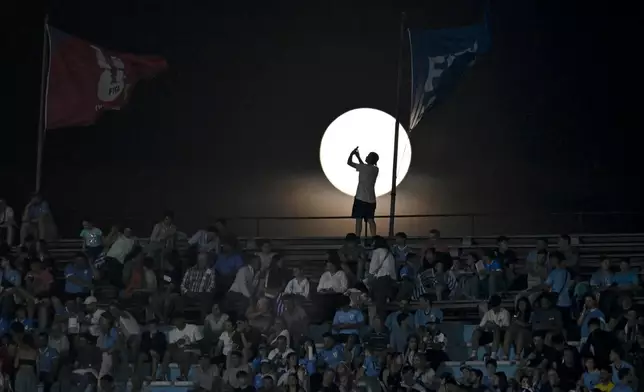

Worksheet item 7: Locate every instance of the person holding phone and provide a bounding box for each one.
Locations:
[346,147,379,242]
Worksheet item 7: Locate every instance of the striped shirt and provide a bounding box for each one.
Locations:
[180,266,216,294]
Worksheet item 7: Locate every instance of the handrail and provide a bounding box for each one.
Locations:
[74,210,644,238]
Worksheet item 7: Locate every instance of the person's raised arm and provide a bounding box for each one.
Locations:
[346,147,362,168]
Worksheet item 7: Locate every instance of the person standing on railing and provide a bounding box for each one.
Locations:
[346,147,379,242]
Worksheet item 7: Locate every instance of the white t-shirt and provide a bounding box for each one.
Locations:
[355,163,379,203]
[89,309,106,336]
[317,271,349,293]
[218,330,234,356]
[479,308,511,328]
[168,324,203,348]
[283,277,310,298]
[369,248,397,279]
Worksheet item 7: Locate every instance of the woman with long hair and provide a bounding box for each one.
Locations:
[501,296,533,360]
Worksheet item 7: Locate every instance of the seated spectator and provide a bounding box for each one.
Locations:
[578,294,606,342]
[23,259,53,332]
[263,255,289,298]
[610,348,633,383]
[267,335,294,372]
[495,236,521,289]
[256,239,277,272]
[178,252,216,317]
[48,321,70,358]
[72,333,103,384]
[420,229,449,267]
[501,296,532,360]
[227,256,260,317]
[82,296,104,337]
[530,294,563,340]
[365,315,389,352]
[613,259,641,291]
[337,233,367,282]
[331,296,365,340]
[222,356,252,390]
[590,256,615,292]
[123,255,157,299]
[266,318,290,348]
[34,239,54,267]
[0,199,16,245]
[582,356,601,390]
[387,303,415,353]
[214,241,244,296]
[232,316,263,358]
[469,295,510,360]
[203,303,230,344]
[215,318,237,357]
[595,367,616,392]
[392,232,411,264]
[526,249,549,294]
[194,356,221,392]
[138,319,167,380]
[57,253,98,306]
[424,316,449,369]
[557,345,583,391]
[314,260,348,322]
[80,219,103,261]
[147,266,181,324]
[246,297,274,334]
[162,314,203,381]
[20,193,57,243]
[526,238,549,266]
[613,367,634,392]
[37,331,60,391]
[14,332,38,392]
[317,333,344,369]
[476,249,504,297]
[188,225,219,254]
[414,294,443,327]
[283,267,310,299]
[452,253,479,299]
[397,256,419,301]
[280,295,308,345]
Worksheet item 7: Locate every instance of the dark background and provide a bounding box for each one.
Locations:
[5,0,644,237]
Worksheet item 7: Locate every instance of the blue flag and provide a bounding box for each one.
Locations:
[408,20,490,130]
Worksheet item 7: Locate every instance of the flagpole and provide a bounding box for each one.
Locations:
[35,15,49,193]
[388,12,406,238]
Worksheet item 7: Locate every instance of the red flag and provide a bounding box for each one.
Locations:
[46,26,168,130]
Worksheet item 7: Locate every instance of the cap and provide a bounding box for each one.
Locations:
[83,296,98,305]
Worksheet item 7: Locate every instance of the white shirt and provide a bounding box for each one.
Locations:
[317,271,349,293]
[283,277,310,298]
[355,163,379,203]
[205,313,229,333]
[89,309,106,336]
[218,330,234,356]
[168,323,203,348]
[369,248,397,279]
[479,308,511,328]
[229,265,256,298]
[106,235,135,263]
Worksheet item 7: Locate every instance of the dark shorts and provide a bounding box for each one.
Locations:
[478,329,506,346]
[351,198,376,220]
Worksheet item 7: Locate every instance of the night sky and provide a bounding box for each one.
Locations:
[6,0,644,237]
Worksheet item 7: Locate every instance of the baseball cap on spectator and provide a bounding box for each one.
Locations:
[83,296,98,305]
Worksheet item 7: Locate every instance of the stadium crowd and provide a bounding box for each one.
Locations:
[0,196,643,392]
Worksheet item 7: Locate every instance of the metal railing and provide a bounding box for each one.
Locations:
[61,211,644,238]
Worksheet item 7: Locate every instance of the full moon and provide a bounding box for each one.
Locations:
[319,108,412,198]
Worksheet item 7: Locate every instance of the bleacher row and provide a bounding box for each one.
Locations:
[41,232,644,392]
[48,233,644,317]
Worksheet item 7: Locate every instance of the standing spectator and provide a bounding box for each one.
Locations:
[23,259,53,332]
[80,219,103,261]
[558,234,579,274]
[280,296,308,346]
[37,332,59,392]
[227,257,260,318]
[0,199,15,246]
[188,226,219,255]
[368,236,396,320]
[104,227,135,272]
[214,241,244,296]
[20,193,57,243]
[337,233,367,282]
[469,295,510,360]
[14,333,38,392]
[147,211,177,270]
[544,252,573,329]
[392,232,411,263]
[346,147,379,241]
[331,296,365,340]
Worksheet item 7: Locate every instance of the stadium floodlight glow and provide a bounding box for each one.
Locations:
[319,108,412,198]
